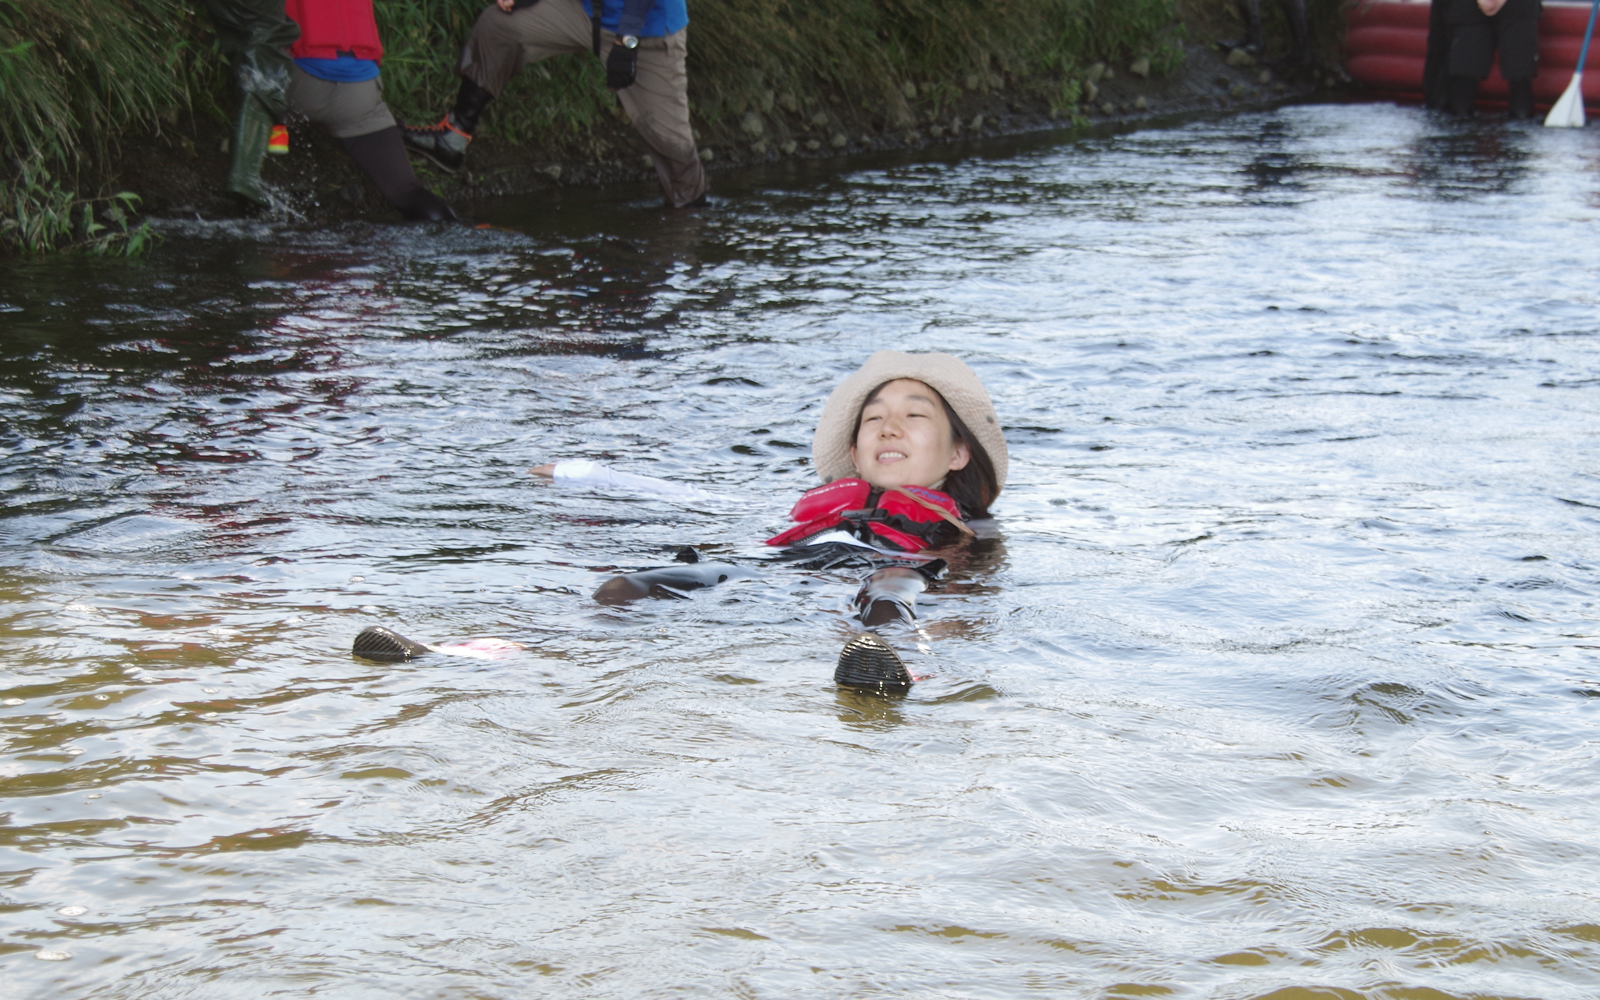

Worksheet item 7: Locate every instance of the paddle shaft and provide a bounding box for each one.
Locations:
[1579,0,1600,79]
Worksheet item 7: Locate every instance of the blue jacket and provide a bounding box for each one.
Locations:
[582,0,688,38]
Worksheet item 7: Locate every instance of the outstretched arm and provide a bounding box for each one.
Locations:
[530,460,719,500]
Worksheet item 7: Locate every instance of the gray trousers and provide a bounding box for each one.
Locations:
[287,68,396,138]
[459,0,707,207]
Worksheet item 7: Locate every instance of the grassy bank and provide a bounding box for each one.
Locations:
[374,0,1188,142]
[1,0,1345,251]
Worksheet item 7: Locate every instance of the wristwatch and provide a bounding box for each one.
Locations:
[621,34,639,49]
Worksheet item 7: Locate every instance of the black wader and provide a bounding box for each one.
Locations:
[201,0,300,206]
[1445,0,1542,117]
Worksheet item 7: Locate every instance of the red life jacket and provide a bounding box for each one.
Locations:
[286,0,384,63]
[765,478,969,553]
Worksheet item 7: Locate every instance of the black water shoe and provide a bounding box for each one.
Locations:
[353,626,430,662]
[835,633,912,694]
[400,117,471,174]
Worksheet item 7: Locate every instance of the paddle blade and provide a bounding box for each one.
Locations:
[1544,71,1587,127]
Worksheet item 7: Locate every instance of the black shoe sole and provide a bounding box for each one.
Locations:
[835,633,912,694]
[353,626,430,662]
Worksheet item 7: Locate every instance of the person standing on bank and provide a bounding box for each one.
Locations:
[400,0,708,209]
[1233,0,1312,68]
[283,0,458,220]
[1443,0,1542,117]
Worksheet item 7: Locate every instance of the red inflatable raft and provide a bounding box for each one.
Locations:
[1345,0,1600,110]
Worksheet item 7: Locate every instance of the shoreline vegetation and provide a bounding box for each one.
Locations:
[0,0,1347,255]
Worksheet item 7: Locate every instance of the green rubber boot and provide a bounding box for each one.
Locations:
[225,95,276,208]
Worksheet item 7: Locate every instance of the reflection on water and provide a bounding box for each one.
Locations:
[3,103,1600,999]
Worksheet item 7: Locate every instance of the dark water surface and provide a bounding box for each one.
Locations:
[3,103,1600,999]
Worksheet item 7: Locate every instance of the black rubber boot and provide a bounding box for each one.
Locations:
[1422,0,1454,108]
[1240,0,1266,54]
[450,77,495,134]
[1507,79,1535,120]
[835,633,913,694]
[225,95,276,208]
[353,626,431,662]
[1280,0,1312,68]
[394,189,459,223]
[1446,75,1480,117]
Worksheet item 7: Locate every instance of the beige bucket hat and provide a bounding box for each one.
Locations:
[812,350,1008,492]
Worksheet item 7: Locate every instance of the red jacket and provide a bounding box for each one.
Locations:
[286,0,383,63]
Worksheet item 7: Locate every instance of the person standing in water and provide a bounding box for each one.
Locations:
[352,352,1008,696]
[1441,0,1542,118]
[199,0,300,207]
[398,0,708,209]
[200,0,456,219]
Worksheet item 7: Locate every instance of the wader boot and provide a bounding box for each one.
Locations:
[1507,78,1535,119]
[201,0,299,207]
[1446,74,1480,116]
[226,95,277,207]
[340,126,458,221]
[1423,0,1452,109]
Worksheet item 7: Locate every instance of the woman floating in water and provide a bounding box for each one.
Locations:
[353,351,1008,694]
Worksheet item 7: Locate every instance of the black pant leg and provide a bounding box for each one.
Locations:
[1450,20,1498,80]
[1494,3,1542,82]
[1424,0,1453,107]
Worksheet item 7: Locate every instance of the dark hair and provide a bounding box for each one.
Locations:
[939,399,998,519]
[855,381,999,520]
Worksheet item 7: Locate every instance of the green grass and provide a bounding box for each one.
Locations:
[0,0,205,254]
[2,0,1192,165]
[11,0,1333,252]
[366,0,1188,139]
[0,0,215,171]
[1,156,157,256]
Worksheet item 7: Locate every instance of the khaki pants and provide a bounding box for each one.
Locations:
[460,0,706,207]
[287,68,396,138]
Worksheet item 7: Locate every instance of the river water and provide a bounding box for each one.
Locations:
[3,101,1599,999]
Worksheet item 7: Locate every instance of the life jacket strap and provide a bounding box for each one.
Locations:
[882,485,976,538]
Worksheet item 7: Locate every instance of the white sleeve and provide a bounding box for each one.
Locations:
[550,460,716,500]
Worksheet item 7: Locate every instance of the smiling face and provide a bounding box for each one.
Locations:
[849,379,971,491]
